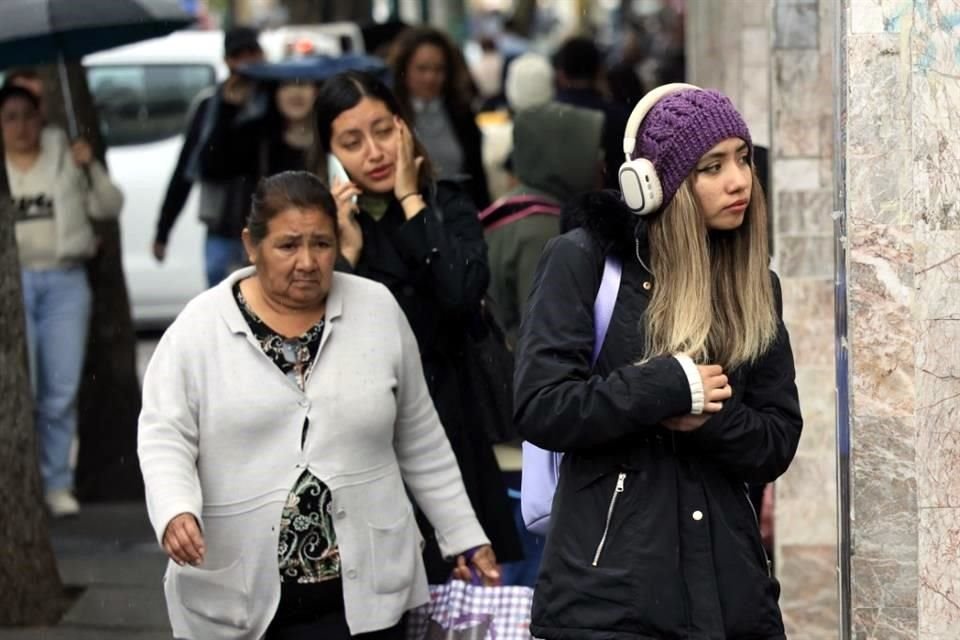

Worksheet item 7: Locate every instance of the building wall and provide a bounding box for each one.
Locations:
[685,0,771,147]
[841,0,960,637]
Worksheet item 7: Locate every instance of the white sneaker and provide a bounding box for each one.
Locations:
[45,489,80,518]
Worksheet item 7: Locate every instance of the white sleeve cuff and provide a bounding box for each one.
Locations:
[673,354,704,415]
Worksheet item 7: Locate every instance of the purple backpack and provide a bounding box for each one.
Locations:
[520,255,623,536]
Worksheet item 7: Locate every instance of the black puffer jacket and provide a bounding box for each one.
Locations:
[514,191,802,640]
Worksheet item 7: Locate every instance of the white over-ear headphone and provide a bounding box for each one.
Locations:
[618,82,701,215]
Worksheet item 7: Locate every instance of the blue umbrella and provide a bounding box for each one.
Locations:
[0,0,194,137]
[238,54,391,84]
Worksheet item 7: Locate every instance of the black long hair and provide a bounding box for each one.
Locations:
[313,71,434,192]
[388,26,475,118]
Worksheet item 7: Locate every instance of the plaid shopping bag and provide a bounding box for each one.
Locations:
[407,581,534,640]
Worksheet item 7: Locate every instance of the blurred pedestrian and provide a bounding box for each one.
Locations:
[139,171,499,640]
[314,71,523,582]
[199,77,319,194]
[502,52,554,114]
[152,25,265,286]
[470,36,505,111]
[389,27,491,209]
[552,36,630,191]
[1,85,124,517]
[482,54,604,343]
[605,30,648,111]
[479,52,555,203]
[513,85,802,638]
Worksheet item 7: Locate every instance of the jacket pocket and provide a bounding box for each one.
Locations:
[741,485,772,576]
[174,559,250,629]
[369,507,418,594]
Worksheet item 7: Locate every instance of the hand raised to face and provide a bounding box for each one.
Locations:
[392,116,424,201]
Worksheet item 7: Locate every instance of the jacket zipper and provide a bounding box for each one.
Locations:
[591,472,626,566]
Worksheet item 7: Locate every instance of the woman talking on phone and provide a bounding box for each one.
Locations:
[313,71,522,582]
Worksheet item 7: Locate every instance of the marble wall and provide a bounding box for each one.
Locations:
[842,0,960,637]
[688,2,840,637]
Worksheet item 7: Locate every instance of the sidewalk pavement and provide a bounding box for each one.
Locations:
[0,502,172,639]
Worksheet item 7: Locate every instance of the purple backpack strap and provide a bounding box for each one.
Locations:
[592,256,622,365]
[521,255,622,537]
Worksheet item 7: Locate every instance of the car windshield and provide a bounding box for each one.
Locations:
[87,64,216,147]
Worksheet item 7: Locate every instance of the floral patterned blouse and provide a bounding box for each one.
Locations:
[234,283,341,585]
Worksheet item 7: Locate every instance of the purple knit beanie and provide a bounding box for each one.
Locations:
[634,89,752,211]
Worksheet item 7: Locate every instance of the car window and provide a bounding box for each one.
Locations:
[87,64,215,147]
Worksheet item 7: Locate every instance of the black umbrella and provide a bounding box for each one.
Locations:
[0,0,194,137]
[360,20,410,56]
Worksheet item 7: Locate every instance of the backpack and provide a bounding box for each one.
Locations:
[520,254,622,536]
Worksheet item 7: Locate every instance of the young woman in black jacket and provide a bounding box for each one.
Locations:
[313,71,522,582]
[200,78,319,194]
[514,84,803,639]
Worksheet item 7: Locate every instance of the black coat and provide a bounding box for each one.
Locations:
[447,106,491,210]
[514,191,802,639]
[197,101,309,240]
[339,181,522,580]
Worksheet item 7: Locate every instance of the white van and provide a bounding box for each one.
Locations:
[84,31,224,329]
[83,26,363,329]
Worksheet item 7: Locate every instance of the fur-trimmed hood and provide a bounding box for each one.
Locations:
[561,189,648,261]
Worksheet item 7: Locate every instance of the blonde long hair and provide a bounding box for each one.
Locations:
[643,173,777,369]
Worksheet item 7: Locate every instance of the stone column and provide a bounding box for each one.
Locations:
[685,0,771,146]
[840,0,960,637]
[770,0,839,636]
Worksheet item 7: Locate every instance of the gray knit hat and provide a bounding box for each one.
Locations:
[635,89,752,209]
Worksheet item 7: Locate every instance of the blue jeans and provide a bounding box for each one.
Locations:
[21,267,93,493]
[205,234,247,286]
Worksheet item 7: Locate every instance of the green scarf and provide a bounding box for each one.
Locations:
[358,193,391,221]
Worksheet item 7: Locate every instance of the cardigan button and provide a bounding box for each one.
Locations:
[299,399,309,408]
[692,510,703,521]
[336,509,346,520]
[347,569,358,579]
[642,281,652,291]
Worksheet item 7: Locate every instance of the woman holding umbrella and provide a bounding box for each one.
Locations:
[0,84,124,517]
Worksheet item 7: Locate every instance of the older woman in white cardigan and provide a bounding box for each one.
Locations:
[138,171,498,640]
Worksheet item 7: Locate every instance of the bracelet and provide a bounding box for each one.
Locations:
[398,191,420,204]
